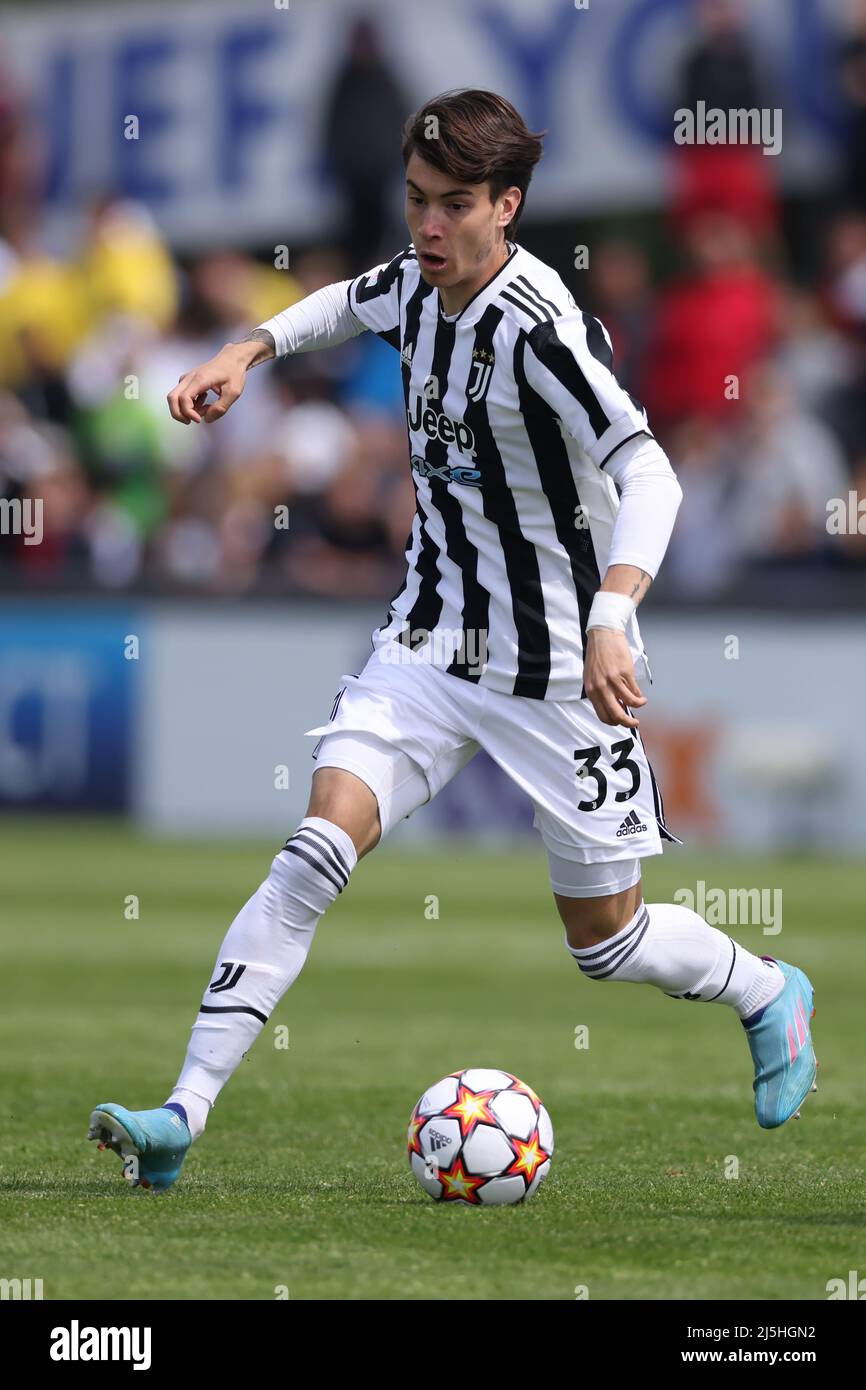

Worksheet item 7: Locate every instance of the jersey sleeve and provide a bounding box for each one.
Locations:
[521,310,653,470]
[346,245,415,348]
[256,280,364,357]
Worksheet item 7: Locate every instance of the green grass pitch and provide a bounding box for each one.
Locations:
[1,819,863,1301]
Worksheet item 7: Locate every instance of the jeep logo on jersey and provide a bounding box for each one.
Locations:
[467,346,495,402]
[407,395,476,456]
[410,454,483,488]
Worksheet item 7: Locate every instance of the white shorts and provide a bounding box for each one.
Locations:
[304,645,679,896]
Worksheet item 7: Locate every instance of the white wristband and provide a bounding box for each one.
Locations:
[586,592,636,633]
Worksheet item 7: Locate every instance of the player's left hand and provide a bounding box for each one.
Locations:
[582,628,647,729]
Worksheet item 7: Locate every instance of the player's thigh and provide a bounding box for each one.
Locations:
[308,728,434,857]
[303,652,481,856]
[311,728,481,853]
[304,648,483,781]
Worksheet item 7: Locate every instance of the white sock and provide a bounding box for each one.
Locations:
[566,901,785,1020]
[163,1087,211,1142]
[168,817,357,1136]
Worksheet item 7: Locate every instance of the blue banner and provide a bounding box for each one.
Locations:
[0,605,138,811]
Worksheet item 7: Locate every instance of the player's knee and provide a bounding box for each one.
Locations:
[562,916,618,953]
[557,885,642,952]
[306,766,381,859]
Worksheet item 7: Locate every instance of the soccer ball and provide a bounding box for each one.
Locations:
[407,1067,554,1205]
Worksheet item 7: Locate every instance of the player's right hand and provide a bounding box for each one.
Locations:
[167,345,248,425]
[583,627,646,730]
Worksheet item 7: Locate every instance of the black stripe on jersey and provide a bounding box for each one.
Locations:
[396,276,446,647]
[409,314,492,669]
[384,252,413,352]
[373,277,431,649]
[581,311,613,369]
[377,325,401,351]
[459,303,551,695]
[351,246,413,307]
[581,310,653,432]
[514,274,561,319]
[398,496,443,646]
[514,329,601,686]
[526,319,611,439]
[500,288,548,326]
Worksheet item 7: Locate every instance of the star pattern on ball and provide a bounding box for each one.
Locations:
[437,1157,487,1204]
[506,1132,548,1186]
[507,1076,541,1110]
[441,1084,499,1139]
[406,1108,426,1158]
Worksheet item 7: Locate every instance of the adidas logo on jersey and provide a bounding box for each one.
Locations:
[616,810,647,837]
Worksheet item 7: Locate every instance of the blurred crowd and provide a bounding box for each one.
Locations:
[1,1,865,600]
[593,0,866,597]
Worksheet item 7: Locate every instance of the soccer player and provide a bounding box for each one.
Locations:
[89,90,816,1191]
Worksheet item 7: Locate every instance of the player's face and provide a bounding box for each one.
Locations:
[404,152,520,311]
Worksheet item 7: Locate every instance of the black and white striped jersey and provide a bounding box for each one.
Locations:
[348,239,655,701]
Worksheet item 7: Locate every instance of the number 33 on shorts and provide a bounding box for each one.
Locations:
[525,712,681,863]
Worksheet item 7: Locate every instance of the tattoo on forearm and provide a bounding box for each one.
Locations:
[629,571,652,601]
[237,329,276,364]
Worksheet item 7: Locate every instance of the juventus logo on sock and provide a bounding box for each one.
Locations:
[209,961,246,993]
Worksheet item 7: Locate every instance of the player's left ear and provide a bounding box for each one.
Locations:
[498,185,522,233]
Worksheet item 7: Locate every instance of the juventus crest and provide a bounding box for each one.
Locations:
[209,961,246,992]
[467,346,495,402]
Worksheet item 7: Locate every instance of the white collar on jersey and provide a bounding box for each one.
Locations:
[436,240,519,325]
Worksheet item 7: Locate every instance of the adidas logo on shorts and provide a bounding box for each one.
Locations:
[616,810,647,837]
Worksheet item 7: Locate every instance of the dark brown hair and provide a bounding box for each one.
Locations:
[401,89,545,232]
